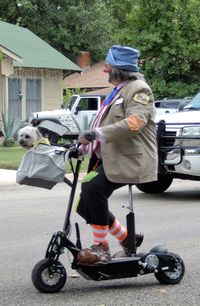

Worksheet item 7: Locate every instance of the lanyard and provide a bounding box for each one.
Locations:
[103,87,120,106]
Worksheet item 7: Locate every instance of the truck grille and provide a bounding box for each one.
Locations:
[163,131,177,147]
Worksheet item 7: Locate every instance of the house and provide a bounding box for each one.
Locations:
[0,21,81,121]
[64,52,113,95]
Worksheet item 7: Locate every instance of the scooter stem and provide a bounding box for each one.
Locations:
[63,157,82,232]
[126,185,136,255]
[128,184,134,213]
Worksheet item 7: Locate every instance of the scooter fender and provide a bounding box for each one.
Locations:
[138,249,180,275]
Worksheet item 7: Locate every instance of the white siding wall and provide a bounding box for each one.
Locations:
[0,58,13,120]
[43,70,63,110]
[0,57,13,76]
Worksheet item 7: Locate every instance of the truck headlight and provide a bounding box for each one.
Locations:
[180,126,200,147]
[27,113,35,123]
[181,126,200,136]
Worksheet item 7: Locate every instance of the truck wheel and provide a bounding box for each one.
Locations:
[135,174,173,193]
[46,131,60,144]
[38,126,60,144]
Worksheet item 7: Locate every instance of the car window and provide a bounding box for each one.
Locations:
[155,98,191,111]
[78,98,98,111]
[160,101,180,109]
[184,92,200,109]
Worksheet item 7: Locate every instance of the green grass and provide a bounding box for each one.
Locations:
[0,145,89,172]
[0,146,26,169]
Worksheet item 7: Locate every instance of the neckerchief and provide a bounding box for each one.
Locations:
[88,86,122,157]
[103,86,121,106]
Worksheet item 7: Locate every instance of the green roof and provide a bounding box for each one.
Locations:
[0,21,81,71]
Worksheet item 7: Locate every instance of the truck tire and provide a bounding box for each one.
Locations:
[135,174,173,194]
[46,131,59,144]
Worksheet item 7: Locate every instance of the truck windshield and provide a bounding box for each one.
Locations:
[67,95,78,109]
[184,92,200,110]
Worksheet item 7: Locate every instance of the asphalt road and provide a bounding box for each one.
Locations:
[0,179,200,306]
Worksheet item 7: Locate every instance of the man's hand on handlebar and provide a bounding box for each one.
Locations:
[78,130,97,145]
[68,145,82,159]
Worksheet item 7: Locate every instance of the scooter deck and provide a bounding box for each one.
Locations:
[74,256,142,281]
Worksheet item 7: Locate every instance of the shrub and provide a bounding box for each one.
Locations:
[0,113,23,147]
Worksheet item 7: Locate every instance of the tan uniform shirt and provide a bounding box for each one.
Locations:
[100,79,158,184]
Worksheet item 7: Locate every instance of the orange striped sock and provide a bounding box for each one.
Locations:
[91,224,109,245]
[109,218,127,242]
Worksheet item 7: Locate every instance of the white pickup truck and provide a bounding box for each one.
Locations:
[28,94,106,141]
[29,91,200,193]
[136,92,200,193]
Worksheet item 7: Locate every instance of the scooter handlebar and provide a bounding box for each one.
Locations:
[68,143,82,159]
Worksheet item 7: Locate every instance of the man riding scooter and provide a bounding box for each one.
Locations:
[76,45,158,264]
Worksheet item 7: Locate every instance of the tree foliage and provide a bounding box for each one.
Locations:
[112,0,200,98]
[1,0,200,98]
[0,49,4,62]
[0,0,116,62]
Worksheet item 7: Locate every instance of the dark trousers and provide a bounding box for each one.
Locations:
[77,164,125,225]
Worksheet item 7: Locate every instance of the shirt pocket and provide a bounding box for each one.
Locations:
[121,144,143,156]
[112,103,125,118]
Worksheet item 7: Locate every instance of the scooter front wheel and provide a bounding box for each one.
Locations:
[32,258,67,293]
[154,252,185,285]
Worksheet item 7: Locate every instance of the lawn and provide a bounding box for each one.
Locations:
[0,146,89,171]
[0,146,26,170]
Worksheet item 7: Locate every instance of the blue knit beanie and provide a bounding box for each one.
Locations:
[105,45,140,72]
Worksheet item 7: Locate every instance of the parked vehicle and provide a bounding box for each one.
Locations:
[136,92,200,193]
[155,97,192,115]
[28,93,192,142]
[28,94,106,140]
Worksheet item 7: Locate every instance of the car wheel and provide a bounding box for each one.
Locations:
[135,174,173,193]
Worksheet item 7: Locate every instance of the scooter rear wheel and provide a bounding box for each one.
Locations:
[32,258,67,293]
[154,252,185,284]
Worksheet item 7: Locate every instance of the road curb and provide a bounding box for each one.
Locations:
[0,169,86,186]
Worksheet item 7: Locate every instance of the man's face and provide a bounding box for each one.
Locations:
[103,63,115,84]
[103,63,112,73]
[103,63,122,85]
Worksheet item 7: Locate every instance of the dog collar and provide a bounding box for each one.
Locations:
[33,137,50,146]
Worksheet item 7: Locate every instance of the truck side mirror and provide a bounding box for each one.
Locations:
[74,106,81,115]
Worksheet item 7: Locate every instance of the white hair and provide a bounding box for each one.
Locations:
[18,126,42,149]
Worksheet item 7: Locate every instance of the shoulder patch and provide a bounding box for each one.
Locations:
[133,93,150,105]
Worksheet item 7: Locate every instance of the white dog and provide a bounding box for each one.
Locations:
[18,125,49,149]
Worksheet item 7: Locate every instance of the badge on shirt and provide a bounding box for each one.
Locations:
[134,93,150,105]
[115,98,124,105]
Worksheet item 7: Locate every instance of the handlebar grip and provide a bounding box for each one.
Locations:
[68,146,82,159]
[85,134,94,142]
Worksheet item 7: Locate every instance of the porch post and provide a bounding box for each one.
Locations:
[4,75,9,113]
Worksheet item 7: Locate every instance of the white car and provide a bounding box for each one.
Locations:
[155,97,191,115]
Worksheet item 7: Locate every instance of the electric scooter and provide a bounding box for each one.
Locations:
[31,145,185,293]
